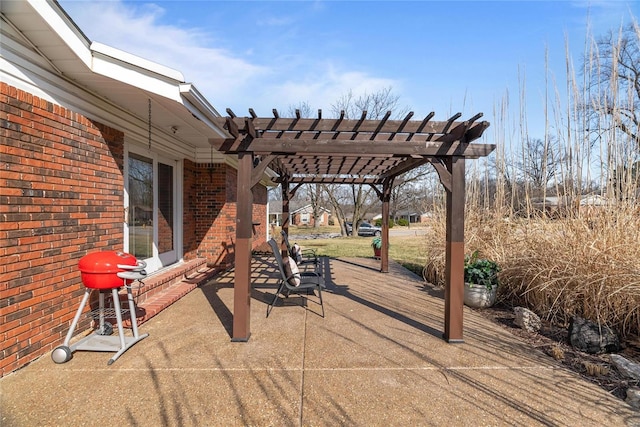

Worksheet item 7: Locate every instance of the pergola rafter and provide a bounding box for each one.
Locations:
[209,108,495,344]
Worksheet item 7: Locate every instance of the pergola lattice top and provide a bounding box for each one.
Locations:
[209,107,496,345]
[210,109,495,185]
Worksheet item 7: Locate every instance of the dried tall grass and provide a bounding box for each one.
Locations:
[473,207,640,337]
[423,16,640,338]
[423,205,640,338]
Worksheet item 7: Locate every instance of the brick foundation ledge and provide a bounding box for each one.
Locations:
[117,259,224,327]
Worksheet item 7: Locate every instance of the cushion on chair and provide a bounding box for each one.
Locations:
[291,243,303,264]
[283,256,301,287]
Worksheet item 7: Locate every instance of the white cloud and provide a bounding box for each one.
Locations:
[61,1,268,105]
[267,64,401,113]
[59,0,404,116]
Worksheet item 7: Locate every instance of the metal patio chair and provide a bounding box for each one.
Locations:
[267,238,324,318]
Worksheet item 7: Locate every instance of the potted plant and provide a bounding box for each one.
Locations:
[371,236,383,258]
[463,250,500,308]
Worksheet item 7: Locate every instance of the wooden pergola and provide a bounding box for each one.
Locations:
[209,108,495,343]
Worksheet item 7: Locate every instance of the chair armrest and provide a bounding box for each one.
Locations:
[300,248,318,259]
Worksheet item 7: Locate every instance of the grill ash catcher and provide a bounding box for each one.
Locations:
[52,251,149,365]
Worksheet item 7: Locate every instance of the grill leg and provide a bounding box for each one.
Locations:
[63,289,91,346]
[111,287,126,350]
[52,288,91,364]
[126,286,141,338]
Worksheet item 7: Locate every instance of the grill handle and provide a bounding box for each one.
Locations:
[117,260,147,271]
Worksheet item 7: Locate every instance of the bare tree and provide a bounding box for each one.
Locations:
[331,87,410,121]
[585,23,639,149]
[515,136,562,193]
[390,165,434,221]
[295,183,326,228]
[330,87,410,232]
[286,101,314,119]
[286,103,326,228]
[590,23,639,146]
[322,183,351,235]
[584,22,640,199]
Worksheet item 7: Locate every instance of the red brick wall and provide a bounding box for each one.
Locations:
[0,83,125,376]
[0,83,268,376]
[291,210,328,226]
[182,159,198,260]
[183,162,267,267]
[252,183,268,243]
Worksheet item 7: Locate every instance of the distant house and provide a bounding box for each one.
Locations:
[268,200,282,226]
[531,195,609,216]
[269,201,331,226]
[398,213,424,224]
[291,204,331,226]
[373,212,427,224]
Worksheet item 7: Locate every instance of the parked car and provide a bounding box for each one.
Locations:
[344,221,353,235]
[357,222,382,237]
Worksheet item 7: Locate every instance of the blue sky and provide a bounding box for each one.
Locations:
[59,1,639,142]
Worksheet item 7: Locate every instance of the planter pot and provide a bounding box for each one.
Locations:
[464,283,497,308]
[373,247,381,258]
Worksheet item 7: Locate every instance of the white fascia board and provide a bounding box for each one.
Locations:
[24,2,184,102]
[90,42,184,83]
[90,47,183,102]
[179,83,228,139]
[291,205,312,214]
[2,41,195,160]
[179,83,221,117]
[262,167,279,186]
[28,0,93,67]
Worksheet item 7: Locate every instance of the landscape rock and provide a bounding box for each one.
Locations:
[611,354,640,381]
[626,387,640,410]
[294,233,341,240]
[568,316,620,354]
[513,306,541,332]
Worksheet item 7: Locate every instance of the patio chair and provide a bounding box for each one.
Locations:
[267,238,324,318]
[280,230,318,266]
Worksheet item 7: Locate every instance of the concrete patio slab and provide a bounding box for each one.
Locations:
[1,256,638,426]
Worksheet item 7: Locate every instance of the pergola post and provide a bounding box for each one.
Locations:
[232,152,253,342]
[443,156,465,343]
[380,178,393,273]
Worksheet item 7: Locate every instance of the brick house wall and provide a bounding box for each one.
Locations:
[183,161,267,267]
[1,83,268,376]
[0,83,125,375]
[291,209,329,227]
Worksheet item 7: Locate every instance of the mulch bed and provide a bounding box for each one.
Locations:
[476,304,640,401]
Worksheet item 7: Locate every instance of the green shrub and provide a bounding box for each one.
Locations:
[374,218,395,228]
[396,218,409,227]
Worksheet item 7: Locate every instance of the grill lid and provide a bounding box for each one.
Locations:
[78,251,137,274]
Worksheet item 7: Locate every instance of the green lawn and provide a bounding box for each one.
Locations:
[284,225,429,277]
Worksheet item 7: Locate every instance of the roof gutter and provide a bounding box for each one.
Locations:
[180,83,229,139]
